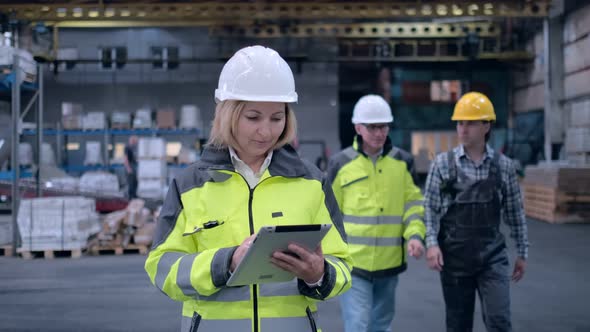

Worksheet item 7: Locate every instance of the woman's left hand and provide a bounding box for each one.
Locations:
[271,244,324,284]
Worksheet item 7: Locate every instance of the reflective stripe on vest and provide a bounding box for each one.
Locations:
[155,252,184,291]
[325,255,350,296]
[177,253,199,296]
[259,280,300,297]
[343,215,402,225]
[403,213,422,225]
[404,200,424,212]
[348,236,402,246]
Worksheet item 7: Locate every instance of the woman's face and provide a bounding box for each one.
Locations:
[234,101,286,160]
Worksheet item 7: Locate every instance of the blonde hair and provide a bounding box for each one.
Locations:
[208,100,297,151]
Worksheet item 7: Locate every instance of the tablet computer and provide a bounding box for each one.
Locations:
[226,224,332,287]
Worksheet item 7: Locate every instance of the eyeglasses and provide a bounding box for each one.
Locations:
[362,124,390,132]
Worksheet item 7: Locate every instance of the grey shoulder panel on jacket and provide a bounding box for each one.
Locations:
[327,147,358,183]
[390,146,417,181]
[174,162,231,194]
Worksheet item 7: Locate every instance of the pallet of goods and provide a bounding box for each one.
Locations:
[17,197,101,259]
[88,199,155,255]
[522,165,590,223]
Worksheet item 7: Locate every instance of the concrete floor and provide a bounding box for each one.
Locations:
[1,219,589,332]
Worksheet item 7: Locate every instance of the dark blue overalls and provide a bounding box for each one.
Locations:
[438,151,512,332]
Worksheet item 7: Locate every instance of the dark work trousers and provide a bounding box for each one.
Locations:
[438,151,512,332]
[127,169,137,199]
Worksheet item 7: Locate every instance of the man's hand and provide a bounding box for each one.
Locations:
[512,257,526,282]
[407,239,424,259]
[426,246,444,271]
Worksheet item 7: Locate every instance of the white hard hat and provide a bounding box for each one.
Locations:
[215,45,298,103]
[351,94,394,124]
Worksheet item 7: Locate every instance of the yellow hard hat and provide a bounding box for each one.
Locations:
[451,92,496,121]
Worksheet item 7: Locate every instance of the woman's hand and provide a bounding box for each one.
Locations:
[271,244,325,284]
[230,234,256,272]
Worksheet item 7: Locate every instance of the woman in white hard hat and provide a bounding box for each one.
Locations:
[145,45,352,332]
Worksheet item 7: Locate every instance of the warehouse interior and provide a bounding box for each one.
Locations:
[0,1,589,331]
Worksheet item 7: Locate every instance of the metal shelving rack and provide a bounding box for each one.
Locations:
[0,53,42,255]
[20,127,201,173]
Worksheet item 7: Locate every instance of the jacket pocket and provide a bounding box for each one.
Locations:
[306,307,318,332]
[190,312,201,332]
[183,216,234,250]
[341,175,368,188]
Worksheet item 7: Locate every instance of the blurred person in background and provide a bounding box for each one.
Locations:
[124,135,139,199]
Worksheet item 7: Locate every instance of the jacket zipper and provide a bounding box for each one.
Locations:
[212,169,271,332]
[248,186,259,332]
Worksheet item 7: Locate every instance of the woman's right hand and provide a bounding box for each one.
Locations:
[230,234,256,272]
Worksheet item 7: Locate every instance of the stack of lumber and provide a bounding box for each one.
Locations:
[522,165,590,223]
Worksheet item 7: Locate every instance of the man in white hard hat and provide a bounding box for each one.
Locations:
[328,94,426,332]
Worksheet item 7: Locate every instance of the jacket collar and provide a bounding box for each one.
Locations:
[199,144,307,178]
[353,135,393,157]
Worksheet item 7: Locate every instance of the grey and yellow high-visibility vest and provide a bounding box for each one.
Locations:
[145,145,352,332]
[327,136,425,279]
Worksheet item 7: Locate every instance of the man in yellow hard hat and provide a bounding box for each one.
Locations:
[424,92,529,332]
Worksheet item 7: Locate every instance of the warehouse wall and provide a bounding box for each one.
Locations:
[511,3,590,163]
[38,28,340,166]
[513,4,590,114]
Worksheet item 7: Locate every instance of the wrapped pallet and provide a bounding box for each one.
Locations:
[79,171,121,196]
[111,112,131,129]
[138,137,166,159]
[83,112,106,130]
[83,141,103,165]
[179,104,202,129]
[0,46,37,82]
[46,176,79,191]
[137,179,166,200]
[17,197,100,251]
[0,219,12,245]
[40,143,56,166]
[61,102,83,129]
[18,142,33,166]
[138,159,167,179]
[133,108,152,129]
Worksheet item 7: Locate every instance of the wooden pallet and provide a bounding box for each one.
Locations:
[0,245,13,257]
[523,184,590,224]
[17,248,82,259]
[89,244,148,256]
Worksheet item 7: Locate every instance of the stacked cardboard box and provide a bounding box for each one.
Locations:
[156,108,176,129]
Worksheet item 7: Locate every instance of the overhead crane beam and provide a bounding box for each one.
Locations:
[0,1,550,27]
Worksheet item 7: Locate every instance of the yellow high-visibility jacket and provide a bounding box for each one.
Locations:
[145,145,352,332]
[327,137,425,278]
